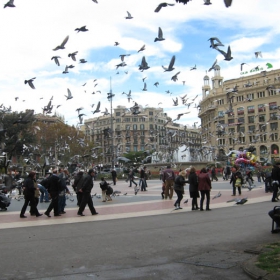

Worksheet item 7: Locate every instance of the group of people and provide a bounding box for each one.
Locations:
[20,168,99,218]
[162,165,212,211]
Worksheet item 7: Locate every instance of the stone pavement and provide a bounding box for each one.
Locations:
[0,179,279,279]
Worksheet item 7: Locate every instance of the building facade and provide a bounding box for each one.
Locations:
[198,65,280,163]
[84,106,201,166]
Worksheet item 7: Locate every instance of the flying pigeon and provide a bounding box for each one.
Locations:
[154,27,165,42]
[51,56,61,66]
[208,37,224,49]
[125,11,133,19]
[208,58,217,71]
[65,88,73,100]
[53,35,69,51]
[75,26,88,32]
[4,0,15,8]
[68,51,78,61]
[255,51,262,58]
[138,56,150,71]
[138,45,145,52]
[171,72,180,82]
[154,3,175,13]
[24,78,36,89]
[79,59,87,63]
[217,46,233,61]
[224,0,232,7]
[162,55,175,72]
[204,0,212,5]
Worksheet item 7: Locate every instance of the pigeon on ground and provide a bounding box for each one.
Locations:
[183,199,188,204]
[154,27,165,42]
[53,35,69,51]
[212,191,221,199]
[24,78,36,89]
[154,3,175,13]
[236,197,248,205]
[162,55,175,72]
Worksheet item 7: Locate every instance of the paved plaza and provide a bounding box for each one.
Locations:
[0,179,279,280]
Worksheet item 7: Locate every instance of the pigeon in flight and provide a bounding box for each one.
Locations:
[154,3,175,13]
[68,51,78,61]
[62,65,69,74]
[138,56,150,71]
[204,0,212,5]
[190,65,196,70]
[240,63,249,71]
[154,27,165,42]
[154,82,159,87]
[75,26,88,32]
[224,0,233,7]
[217,46,233,61]
[171,72,180,82]
[208,58,217,71]
[65,88,73,100]
[92,101,101,114]
[4,0,15,8]
[119,54,130,61]
[114,42,120,46]
[79,59,87,63]
[162,55,175,72]
[142,82,147,91]
[53,35,69,51]
[209,37,224,49]
[24,78,36,89]
[125,11,133,19]
[255,51,262,58]
[51,56,61,66]
[138,44,145,52]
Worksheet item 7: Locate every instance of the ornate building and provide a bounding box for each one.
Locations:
[84,106,201,166]
[198,65,280,163]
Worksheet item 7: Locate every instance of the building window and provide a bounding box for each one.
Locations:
[257,91,265,98]
[140,124,144,130]
[133,124,137,130]
[248,116,254,123]
[268,89,277,96]
[238,126,245,133]
[258,104,266,112]
[248,125,255,133]
[149,111,153,116]
[270,113,278,121]
[116,118,121,123]
[218,111,224,117]
[133,118,138,122]
[217,99,224,105]
[259,115,265,122]
[271,133,278,141]
[116,112,120,116]
[150,124,153,129]
[247,93,254,100]
[270,122,278,130]
[247,106,255,114]
[236,96,244,102]
[269,102,278,110]
[237,107,244,115]
[237,117,244,124]
[124,118,130,122]
[228,119,235,125]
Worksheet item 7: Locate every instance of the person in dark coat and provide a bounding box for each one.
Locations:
[72,170,84,206]
[229,167,243,196]
[77,169,98,216]
[173,170,188,210]
[111,169,117,185]
[162,165,176,199]
[271,161,280,202]
[20,171,42,218]
[198,168,212,211]
[188,167,200,210]
[44,170,63,217]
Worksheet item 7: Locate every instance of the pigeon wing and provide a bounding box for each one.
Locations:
[168,55,176,69]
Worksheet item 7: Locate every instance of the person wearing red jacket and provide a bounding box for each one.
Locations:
[198,168,212,211]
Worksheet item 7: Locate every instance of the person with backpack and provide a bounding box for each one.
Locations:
[162,165,176,199]
[173,170,188,210]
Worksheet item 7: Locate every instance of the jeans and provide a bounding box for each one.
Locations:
[174,190,183,207]
[200,190,210,210]
[140,178,147,191]
[38,184,49,202]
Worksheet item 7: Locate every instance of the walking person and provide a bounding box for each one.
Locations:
[211,166,218,181]
[111,169,117,186]
[30,177,40,216]
[198,168,212,211]
[230,168,243,196]
[128,169,137,188]
[162,165,175,199]
[271,161,280,202]
[140,167,147,191]
[173,170,188,210]
[188,167,200,210]
[20,171,42,218]
[44,170,63,217]
[77,169,98,216]
[72,170,84,206]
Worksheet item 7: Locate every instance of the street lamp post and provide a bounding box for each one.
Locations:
[107,77,115,170]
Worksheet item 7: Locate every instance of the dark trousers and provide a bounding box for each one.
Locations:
[174,190,183,206]
[200,190,210,210]
[20,195,39,216]
[78,192,97,215]
[272,183,279,201]
[129,179,137,187]
[112,177,117,185]
[76,192,83,206]
[233,185,241,195]
[45,192,59,215]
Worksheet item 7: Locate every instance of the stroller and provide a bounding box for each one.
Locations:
[0,186,11,211]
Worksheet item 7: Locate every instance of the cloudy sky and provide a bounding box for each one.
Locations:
[1,0,280,127]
